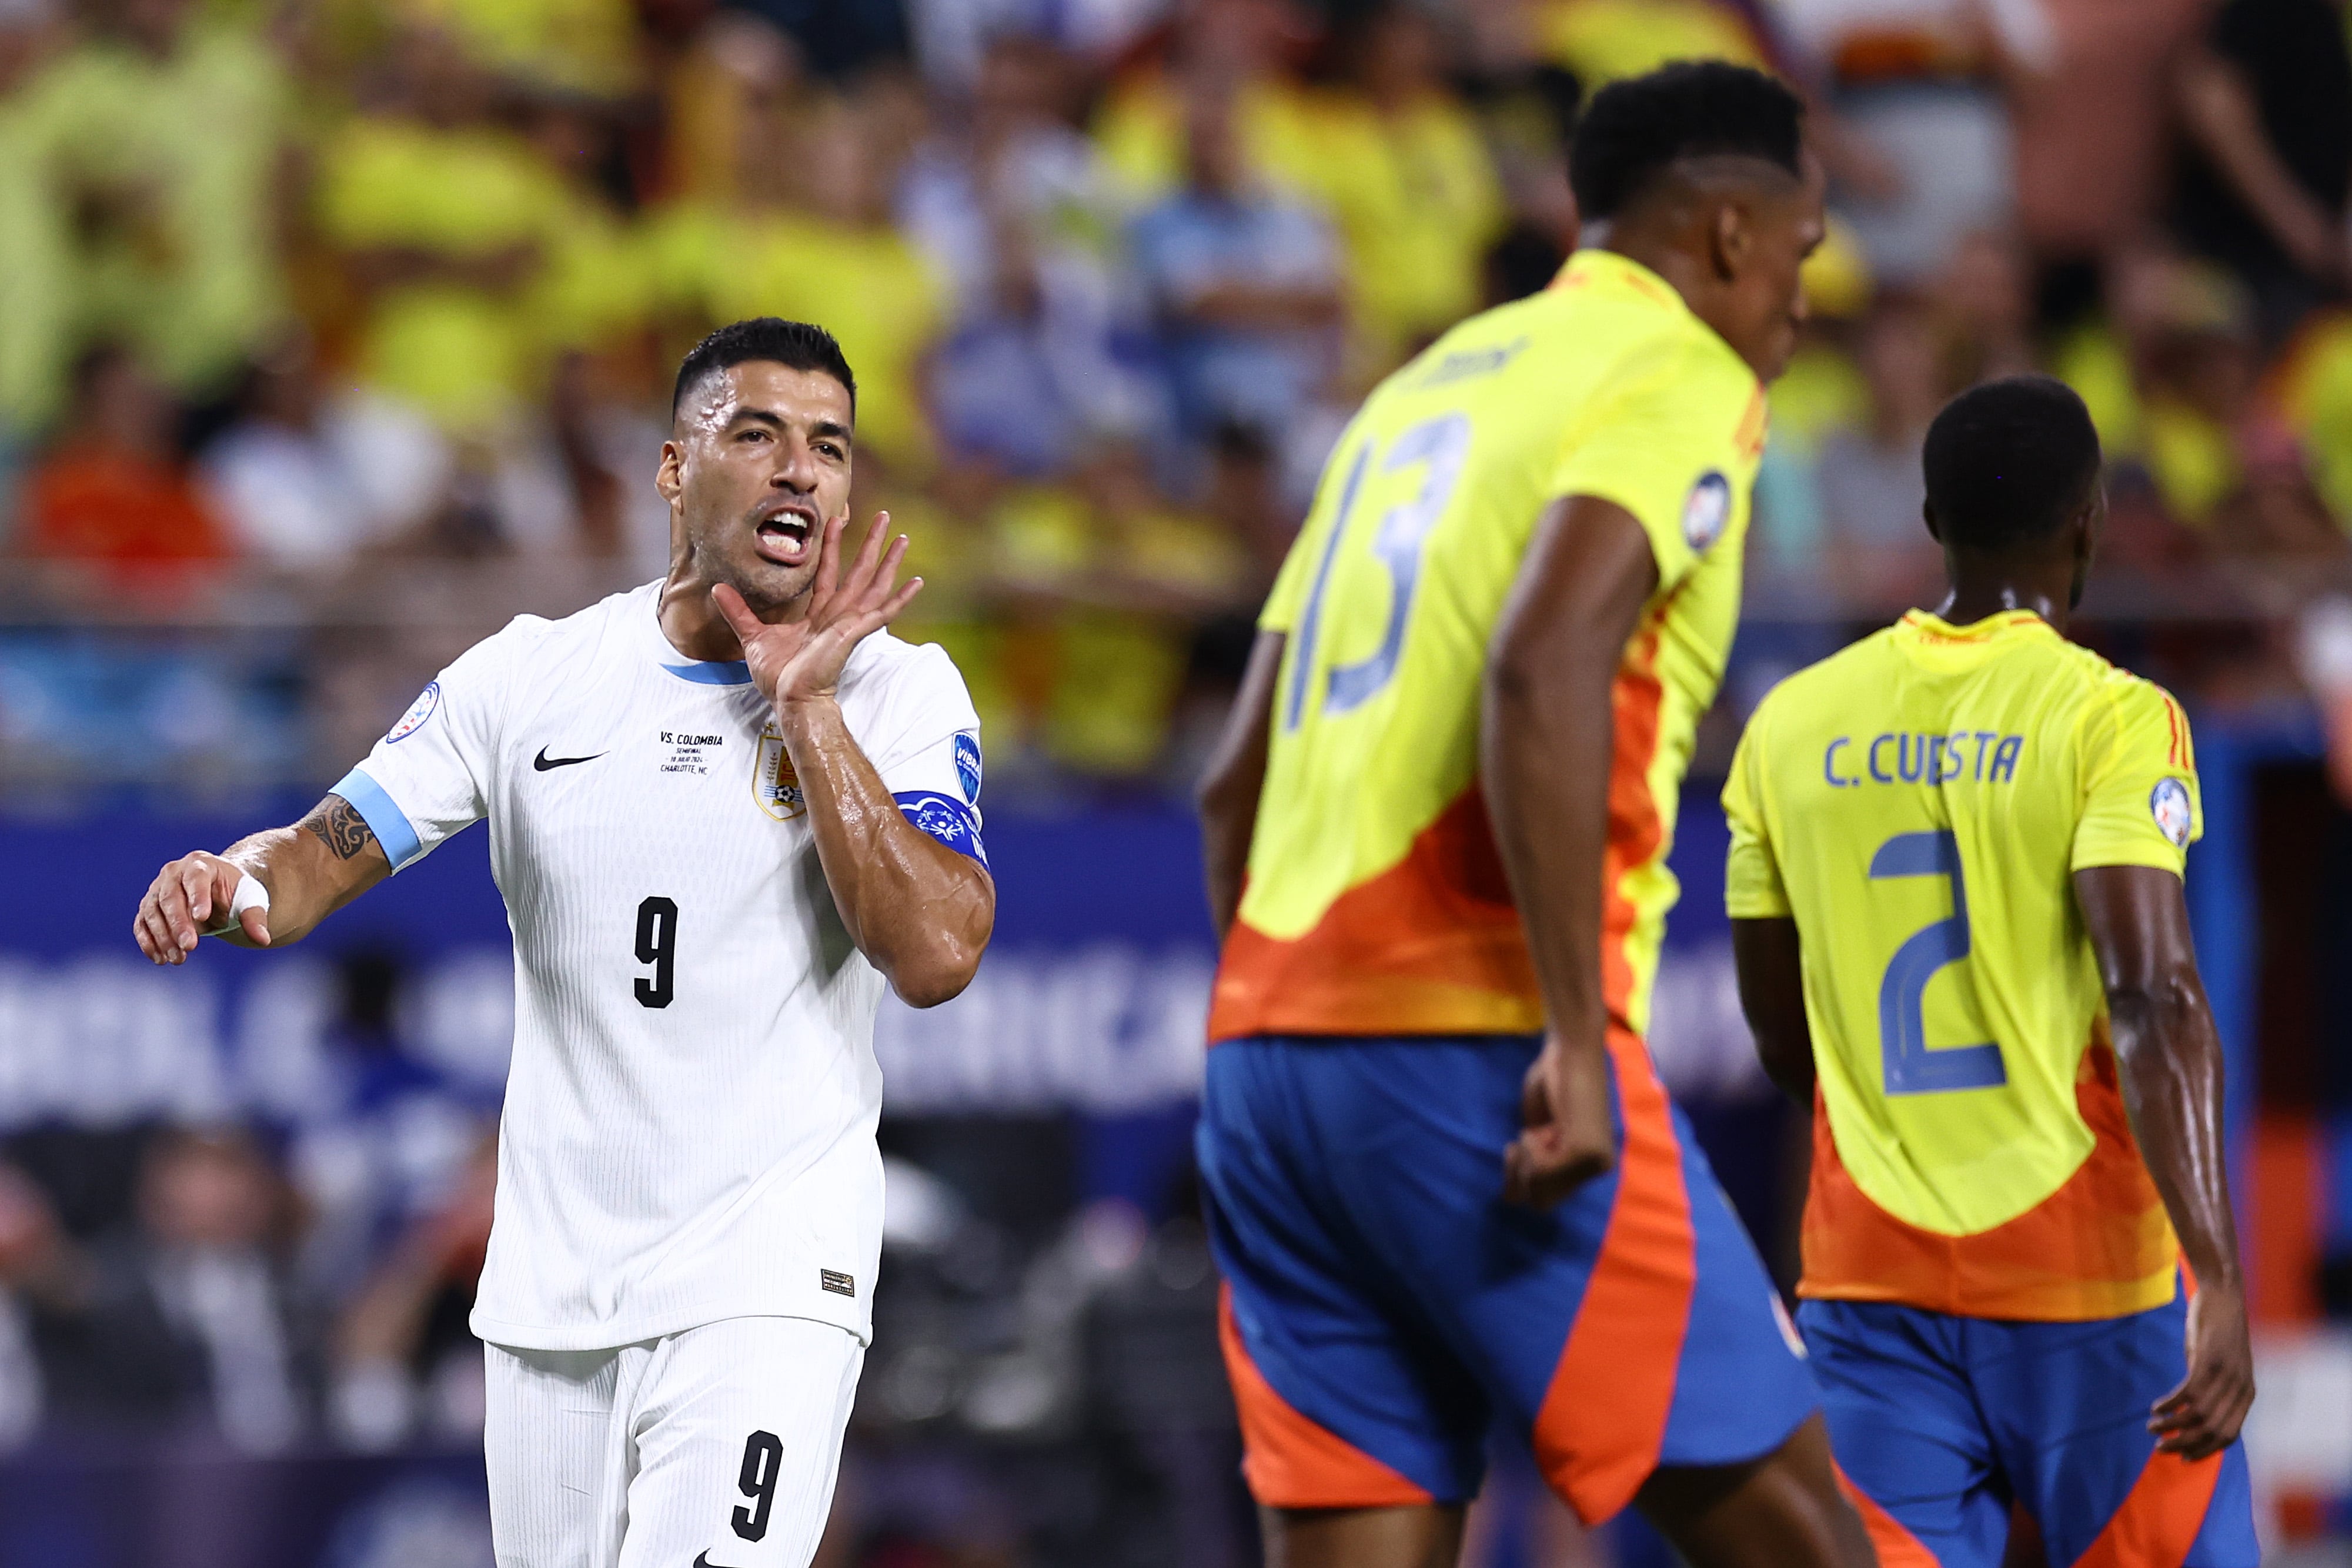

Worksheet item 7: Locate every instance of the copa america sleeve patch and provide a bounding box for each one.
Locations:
[894,791,987,867]
[385,681,441,743]
[953,731,983,804]
[2150,777,2194,848]
[1682,472,1731,553]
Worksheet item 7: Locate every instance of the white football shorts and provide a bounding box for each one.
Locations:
[485,1316,864,1568]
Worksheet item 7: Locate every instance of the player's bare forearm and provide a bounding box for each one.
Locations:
[1484,498,1657,1051]
[2077,863,2253,1457]
[132,793,390,964]
[776,695,994,1008]
[1730,917,1817,1102]
[2076,867,2241,1290]
[1197,630,1284,941]
[1482,496,1658,1203]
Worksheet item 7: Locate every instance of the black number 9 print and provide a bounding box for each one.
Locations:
[634,896,677,1009]
[731,1429,784,1541]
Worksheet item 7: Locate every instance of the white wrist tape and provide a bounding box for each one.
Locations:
[205,871,270,937]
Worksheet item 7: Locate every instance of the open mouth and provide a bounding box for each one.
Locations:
[753,503,818,566]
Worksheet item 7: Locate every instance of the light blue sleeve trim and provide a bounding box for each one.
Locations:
[662,660,754,686]
[332,767,424,871]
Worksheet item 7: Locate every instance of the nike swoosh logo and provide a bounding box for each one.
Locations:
[693,1555,744,1568]
[533,747,606,772]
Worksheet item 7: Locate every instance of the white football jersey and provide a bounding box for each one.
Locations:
[335,581,985,1352]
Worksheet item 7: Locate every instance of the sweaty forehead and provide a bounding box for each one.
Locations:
[677,361,854,434]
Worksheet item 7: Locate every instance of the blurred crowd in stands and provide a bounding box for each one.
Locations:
[1,0,2351,1551]
[0,0,2348,798]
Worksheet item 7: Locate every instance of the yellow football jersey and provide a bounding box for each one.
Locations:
[1209,250,1768,1042]
[1723,609,2201,1319]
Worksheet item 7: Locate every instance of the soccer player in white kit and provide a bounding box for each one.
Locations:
[130,318,997,1567]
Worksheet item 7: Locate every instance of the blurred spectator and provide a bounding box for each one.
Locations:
[2083,250,2283,537]
[661,78,947,466]
[1316,6,1508,366]
[2170,0,2352,346]
[2006,0,2207,294]
[734,0,913,80]
[1765,0,2036,287]
[1093,0,1322,203]
[650,8,800,206]
[1128,69,1342,451]
[1933,227,2039,386]
[30,1126,316,1454]
[1201,419,1294,593]
[0,0,66,439]
[0,1163,58,1449]
[197,335,453,573]
[1816,294,1944,606]
[1454,0,1582,255]
[2280,311,2352,527]
[908,0,1169,87]
[1539,0,1766,89]
[1076,1202,1245,1568]
[17,344,232,579]
[904,34,1151,474]
[401,0,644,98]
[5,0,292,414]
[285,949,500,1304]
[984,442,1250,777]
[329,1129,495,1451]
[312,25,627,435]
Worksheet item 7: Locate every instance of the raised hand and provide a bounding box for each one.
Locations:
[713,511,923,711]
[134,850,270,964]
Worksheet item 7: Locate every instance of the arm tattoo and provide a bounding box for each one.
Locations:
[300,794,377,862]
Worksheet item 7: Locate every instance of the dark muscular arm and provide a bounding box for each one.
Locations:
[2076,864,2254,1459]
[1731,916,1816,1102]
[1484,496,1660,1206]
[1197,630,1285,941]
[132,793,391,963]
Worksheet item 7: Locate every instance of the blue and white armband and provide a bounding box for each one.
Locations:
[893,791,987,868]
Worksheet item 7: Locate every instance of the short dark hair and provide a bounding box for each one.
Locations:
[1569,61,1805,221]
[1922,376,2104,551]
[671,317,857,422]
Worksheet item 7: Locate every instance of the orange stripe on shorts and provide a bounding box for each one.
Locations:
[1833,1459,1942,1568]
[1531,1025,1698,1523]
[1216,1284,1432,1511]
[2070,1449,2223,1568]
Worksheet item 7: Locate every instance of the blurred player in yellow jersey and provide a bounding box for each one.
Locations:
[1193,62,1873,1568]
[1725,377,2258,1568]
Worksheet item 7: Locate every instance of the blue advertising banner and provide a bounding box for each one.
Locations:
[0,794,1762,1136]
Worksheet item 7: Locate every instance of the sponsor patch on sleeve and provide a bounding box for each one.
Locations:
[385,681,441,744]
[1682,472,1731,554]
[953,731,983,805]
[2151,777,2193,848]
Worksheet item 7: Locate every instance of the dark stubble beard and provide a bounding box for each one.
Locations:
[707,536,818,619]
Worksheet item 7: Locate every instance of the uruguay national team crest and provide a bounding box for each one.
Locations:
[953,731,983,805]
[2151,777,2193,848]
[753,724,806,820]
[1682,471,1731,554]
[386,681,440,744]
